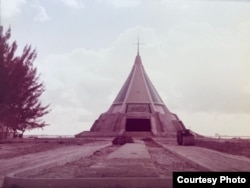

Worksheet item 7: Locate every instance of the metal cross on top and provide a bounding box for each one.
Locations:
[136,35,144,55]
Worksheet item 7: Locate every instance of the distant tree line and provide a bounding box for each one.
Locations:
[0,26,49,139]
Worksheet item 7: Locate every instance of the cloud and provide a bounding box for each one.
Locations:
[1,0,26,19]
[35,28,148,135]
[33,24,250,136]
[37,48,115,134]
[15,0,249,137]
[101,0,142,8]
[32,5,50,22]
[146,21,250,114]
[58,0,84,8]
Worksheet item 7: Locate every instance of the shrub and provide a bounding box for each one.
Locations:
[112,135,134,145]
[142,137,153,142]
[58,140,64,144]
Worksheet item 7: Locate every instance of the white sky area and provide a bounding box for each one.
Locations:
[1,0,250,137]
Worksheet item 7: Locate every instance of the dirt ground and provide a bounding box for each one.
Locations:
[21,138,250,178]
[0,138,91,159]
[1,137,250,160]
[1,137,250,180]
[26,140,201,178]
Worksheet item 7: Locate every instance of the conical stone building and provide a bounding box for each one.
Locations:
[76,49,186,137]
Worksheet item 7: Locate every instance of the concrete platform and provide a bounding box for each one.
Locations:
[107,142,151,159]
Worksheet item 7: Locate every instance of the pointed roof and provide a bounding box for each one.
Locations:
[108,52,171,114]
[113,54,164,104]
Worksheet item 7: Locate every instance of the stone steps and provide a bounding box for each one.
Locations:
[124,131,153,138]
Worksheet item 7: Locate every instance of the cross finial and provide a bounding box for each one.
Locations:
[137,34,143,56]
[133,34,143,56]
[137,34,140,55]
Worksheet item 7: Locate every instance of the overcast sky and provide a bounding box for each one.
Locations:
[1,0,250,136]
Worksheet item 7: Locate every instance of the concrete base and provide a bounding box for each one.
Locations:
[124,131,153,138]
[76,111,184,139]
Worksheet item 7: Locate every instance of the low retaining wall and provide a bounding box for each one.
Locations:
[3,176,172,188]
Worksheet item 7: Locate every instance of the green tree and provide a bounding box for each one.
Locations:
[0,26,49,138]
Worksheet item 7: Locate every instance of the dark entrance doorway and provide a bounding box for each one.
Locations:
[125,119,151,132]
